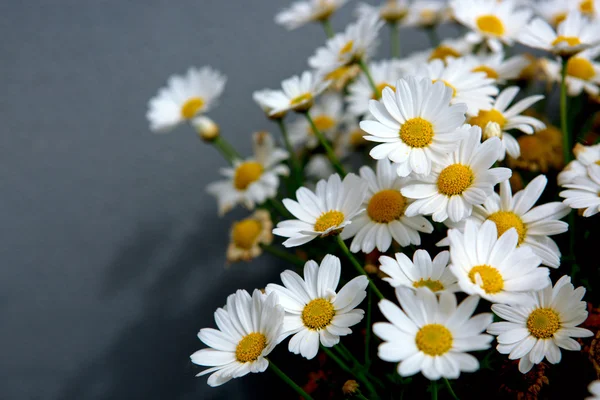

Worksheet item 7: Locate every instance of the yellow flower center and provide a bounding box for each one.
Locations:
[180,97,205,119]
[302,298,335,330]
[428,45,461,62]
[234,161,264,190]
[415,324,453,356]
[472,65,499,80]
[413,278,445,292]
[367,189,407,223]
[235,332,267,363]
[373,82,395,100]
[476,14,505,36]
[232,219,262,250]
[527,308,561,339]
[487,211,527,245]
[290,93,313,106]
[308,115,336,134]
[419,9,437,25]
[552,12,567,27]
[381,4,408,23]
[339,40,354,57]
[567,57,596,81]
[437,164,474,196]
[349,129,366,147]
[468,265,504,294]
[551,35,582,47]
[400,117,434,148]
[432,79,457,97]
[580,0,594,14]
[469,109,507,131]
[314,210,345,232]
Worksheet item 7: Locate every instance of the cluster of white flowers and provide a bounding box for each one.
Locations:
[146,0,600,397]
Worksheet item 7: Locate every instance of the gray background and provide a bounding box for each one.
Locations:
[0,1,434,398]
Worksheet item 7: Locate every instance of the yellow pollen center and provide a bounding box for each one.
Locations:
[429,45,461,62]
[350,129,366,147]
[413,278,445,292]
[567,57,595,81]
[580,0,594,14]
[367,189,407,223]
[432,79,457,97]
[551,35,582,47]
[373,82,394,99]
[290,93,313,106]
[476,14,505,36]
[232,219,262,250]
[595,160,600,166]
[314,210,345,232]
[415,324,453,356]
[437,164,474,196]
[339,40,354,58]
[400,117,434,148]
[235,332,267,363]
[234,161,264,190]
[309,115,336,134]
[302,298,335,330]
[487,211,527,245]
[527,308,561,339]
[326,65,353,81]
[468,265,504,294]
[552,13,567,26]
[180,97,205,119]
[472,65,499,80]
[469,109,507,131]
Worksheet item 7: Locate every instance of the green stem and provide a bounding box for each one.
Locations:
[425,26,440,47]
[336,236,384,300]
[560,56,571,164]
[365,288,372,368]
[431,380,438,400]
[358,59,380,99]
[305,112,346,176]
[356,393,370,400]
[268,360,314,400]
[276,119,302,188]
[444,378,460,400]
[211,136,239,164]
[390,22,400,58]
[260,244,305,268]
[322,19,334,38]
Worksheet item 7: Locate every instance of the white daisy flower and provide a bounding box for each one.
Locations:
[451,0,532,52]
[441,175,570,268]
[374,288,493,380]
[253,89,286,120]
[346,60,402,117]
[403,0,451,27]
[356,1,411,23]
[407,57,499,116]
[519,10,600,56]
[464,51,531,84]
[468,86,546,160]
[417,37,475,64]
[275,0,348,30]
[379,249,459,294]
[260,71,330,117]
[487,275,593,374]
[402,126,512,223]
[207,132,289,215]
[265,255,368,360]
[533,0,571,27]
[540,46,600,97]
[190,289,284,387]
[558,143,600,185]
[273,173,368,247]
[587,381,600,400]
[146,66,226,132]
[309,11,384,75]
[560,171,600,217]
[447,220,551,305]
[340,159,434,253]
[360,76,469,177]
[286,93,343,149]
[226,210,273,263]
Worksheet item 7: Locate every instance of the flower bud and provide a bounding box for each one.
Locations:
[193,116,220,142]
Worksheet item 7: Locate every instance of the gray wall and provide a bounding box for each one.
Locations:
[0,1,435,398]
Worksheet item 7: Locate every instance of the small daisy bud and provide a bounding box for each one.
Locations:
[364,264,379,275]
[193,116,220,142]
[342,380,359,395]
[483,121,503,140]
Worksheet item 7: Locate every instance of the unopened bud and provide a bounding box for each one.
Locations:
[364,264,379,275]
[193,116,220,142]
[483,121,503,140]
[342,380,359,395]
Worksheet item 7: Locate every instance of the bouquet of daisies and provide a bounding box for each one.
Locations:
[146,0,600,398]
